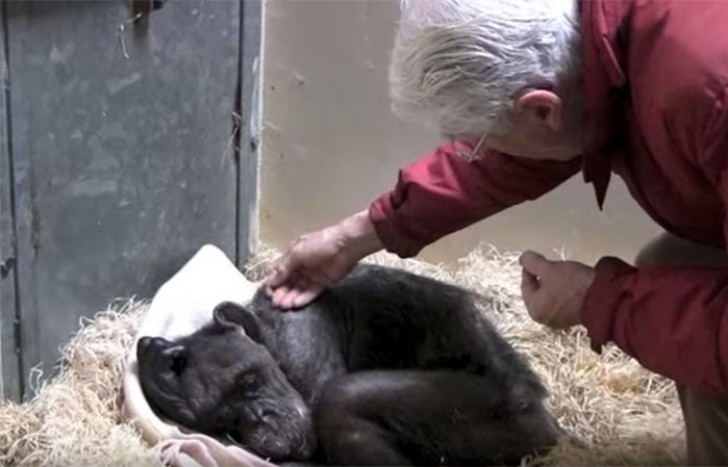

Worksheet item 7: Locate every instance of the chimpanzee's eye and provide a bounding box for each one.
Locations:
[171,355,186,376]
[238,372,260,394]
[161,344,187,376]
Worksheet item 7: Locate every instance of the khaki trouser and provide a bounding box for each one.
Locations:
[635,232,728,466]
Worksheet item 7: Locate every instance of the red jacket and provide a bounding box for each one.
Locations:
[369,0,728,395]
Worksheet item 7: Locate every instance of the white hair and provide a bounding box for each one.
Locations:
[389,0,581,139]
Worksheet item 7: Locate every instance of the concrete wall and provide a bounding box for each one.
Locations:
[259,0,662,267]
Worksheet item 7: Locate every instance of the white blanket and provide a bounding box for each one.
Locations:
[122,244,278,467]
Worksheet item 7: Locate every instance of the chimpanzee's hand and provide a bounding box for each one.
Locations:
[264,210,383,310]
[519,250,596,329]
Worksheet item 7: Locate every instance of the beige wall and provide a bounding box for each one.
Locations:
[259,0,662,267]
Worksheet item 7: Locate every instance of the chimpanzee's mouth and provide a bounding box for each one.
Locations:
[224,418,316,462]
[236,431,293,461]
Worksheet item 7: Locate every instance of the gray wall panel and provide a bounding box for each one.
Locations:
[4,0,242,396]
[0,0,20,400]
[237,0,262,266]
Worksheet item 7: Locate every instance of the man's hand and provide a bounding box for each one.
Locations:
[264,210,384,310]
[519,250,596,329]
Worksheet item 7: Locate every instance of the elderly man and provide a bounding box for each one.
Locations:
[264,0,728,463]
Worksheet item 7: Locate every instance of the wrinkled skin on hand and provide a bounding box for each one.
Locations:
[519,250,596,330]
[265,210,383,310]
[265,228,358,309]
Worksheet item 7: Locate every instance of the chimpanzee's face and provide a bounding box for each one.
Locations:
[136,302,315,461]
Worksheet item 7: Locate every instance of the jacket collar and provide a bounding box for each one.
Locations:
[578,0,632,209]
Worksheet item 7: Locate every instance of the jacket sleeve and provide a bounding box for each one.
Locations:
[368,140,581,257]
[581,85,728,396]
[581,256,728,394]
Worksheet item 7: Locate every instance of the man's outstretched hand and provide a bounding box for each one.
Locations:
[264,210,384,310]
[519,250,596,329]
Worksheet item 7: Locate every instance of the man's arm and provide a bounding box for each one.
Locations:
[580,256,728,394]
[369,140,582,258]
[265,139,579,309]
[580,82,728,396]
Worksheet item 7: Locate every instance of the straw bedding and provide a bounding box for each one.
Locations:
[0,244,685,466]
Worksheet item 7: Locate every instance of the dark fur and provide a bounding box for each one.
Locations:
[137,264,562,465]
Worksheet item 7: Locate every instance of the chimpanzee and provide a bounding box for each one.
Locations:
[136,263,563,466]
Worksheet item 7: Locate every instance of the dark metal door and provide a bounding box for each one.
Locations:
[0,0,257,401]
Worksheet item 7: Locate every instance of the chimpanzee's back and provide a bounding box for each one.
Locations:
[248,263,547,410]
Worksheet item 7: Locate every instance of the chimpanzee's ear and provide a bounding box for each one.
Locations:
[212,301,262,343]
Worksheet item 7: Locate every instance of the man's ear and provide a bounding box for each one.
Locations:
[514,89,563,132]
[213,301,262,343]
